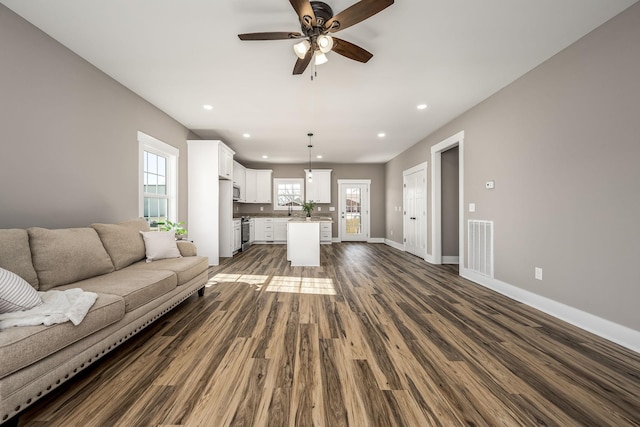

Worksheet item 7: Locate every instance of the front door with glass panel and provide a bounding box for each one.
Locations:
[339,181,369,241]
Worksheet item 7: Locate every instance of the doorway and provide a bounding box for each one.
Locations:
[403,163,427,259]
[431,131,464,266]
[338,179,370,241]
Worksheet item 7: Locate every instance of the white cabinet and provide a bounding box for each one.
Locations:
[249,218,255,243]
[254,218,273,242]
[187,140,234,265]
[218,144,234,180]
[233,219,241,252]
[233,161,246,201]
[287,222,320,266]
[305,169,332,203]
[244,169,272,203]
[274,218,288,242]
[245,169,257,203]
[320,221,332,244]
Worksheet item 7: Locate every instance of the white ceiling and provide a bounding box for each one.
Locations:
[2,0,636,164]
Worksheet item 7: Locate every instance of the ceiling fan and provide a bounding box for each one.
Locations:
[238,0,394,75]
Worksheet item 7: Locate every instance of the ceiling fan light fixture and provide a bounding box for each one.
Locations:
[293,40,311,59]
[317,35,334,53]
[314,52,328,65]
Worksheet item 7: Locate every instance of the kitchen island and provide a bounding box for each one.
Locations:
[286,217,332,266]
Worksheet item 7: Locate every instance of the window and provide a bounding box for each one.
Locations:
[138,132,179,229]
[273,178,304,211]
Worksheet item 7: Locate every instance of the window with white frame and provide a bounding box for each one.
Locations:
[138,132,179,229]
[274,178,304,211]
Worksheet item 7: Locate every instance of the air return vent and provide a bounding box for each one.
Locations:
[468,220,494,277]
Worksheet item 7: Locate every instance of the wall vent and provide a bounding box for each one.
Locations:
[468,220,494,277]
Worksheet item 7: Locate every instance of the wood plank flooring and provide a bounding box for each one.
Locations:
[16,243,640,426]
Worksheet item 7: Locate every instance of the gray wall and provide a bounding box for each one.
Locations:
[237,163,385,239]
[0,5,190,229]
[385,3,640,331]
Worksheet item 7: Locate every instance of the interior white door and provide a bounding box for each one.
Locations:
[338,181,370,241]
[403,167,426,258]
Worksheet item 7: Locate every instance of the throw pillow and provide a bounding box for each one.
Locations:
[0,267,43,314]
[140,231,182,262]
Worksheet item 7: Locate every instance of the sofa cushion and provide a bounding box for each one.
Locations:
[0,292,124,379]
[92,219,149,270]
[57,268,177,313]
[27,227,115,291]
[0,268,42,313]
[0,229,39,289]
[140,231,182,262]
[128,256,209,286]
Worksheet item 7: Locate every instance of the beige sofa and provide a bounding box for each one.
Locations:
[0,219,209,424]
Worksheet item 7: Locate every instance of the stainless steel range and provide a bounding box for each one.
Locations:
[240,217,251,252]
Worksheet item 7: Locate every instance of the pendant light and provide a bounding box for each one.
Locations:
[307,133,313,183]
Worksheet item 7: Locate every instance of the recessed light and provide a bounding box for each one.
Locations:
[203,104,213,110]
[378,132,386,138]
[262,155,268,159]
[243,133,251,138]
[316,155,323,159]
[417,104,428,110]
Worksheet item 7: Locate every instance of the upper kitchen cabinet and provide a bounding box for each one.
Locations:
[218,143,234,180]
[233,161,246,202]
[244,169,272,203]
[305,169,332,203]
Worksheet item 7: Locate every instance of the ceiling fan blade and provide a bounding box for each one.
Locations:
[289,0,316,28]
[325,0,394,33]
[293,47,313,75]
[238,32,303,41]
[332,38,373,63]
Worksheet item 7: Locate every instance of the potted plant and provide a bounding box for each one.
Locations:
[302,200,315,219]
[160,220,187,239]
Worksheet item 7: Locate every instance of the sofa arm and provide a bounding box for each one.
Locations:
[176,240,197,257]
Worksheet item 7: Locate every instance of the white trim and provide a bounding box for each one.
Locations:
[460,267,640,353]
[431,131,464,268]
[138,131,179,223]
[442,256,460,264]
[368,237,385,244]
[337,179,371,242]
[384,239,404,251]
[273,177,304,211]
[403,162,428,261]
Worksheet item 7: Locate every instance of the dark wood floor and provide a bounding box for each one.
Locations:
[16,243,640,426]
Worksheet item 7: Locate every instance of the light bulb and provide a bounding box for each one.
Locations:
[293,40,310,59]
[317,35,334,53]
[314,52,328,65]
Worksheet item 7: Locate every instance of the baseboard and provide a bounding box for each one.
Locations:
[460,268,640,353]
[368,237,385,244]
[442,256,459,264]
[384,239,404,251]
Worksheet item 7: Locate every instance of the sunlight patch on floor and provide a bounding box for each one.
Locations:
[212,273,270,286]
[211,273,337,295]
[266,276,337,295]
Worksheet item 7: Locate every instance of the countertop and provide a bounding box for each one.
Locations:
[287,217,333,223]
[234,214,333,222]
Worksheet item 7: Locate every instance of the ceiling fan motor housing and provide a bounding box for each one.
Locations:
[310,1,334,27]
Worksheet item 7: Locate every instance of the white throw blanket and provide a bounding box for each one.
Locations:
[0,288,98,329]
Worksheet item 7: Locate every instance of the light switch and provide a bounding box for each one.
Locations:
[329,206,335,212]
[317,206,321,211]
[469,203,476,212]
